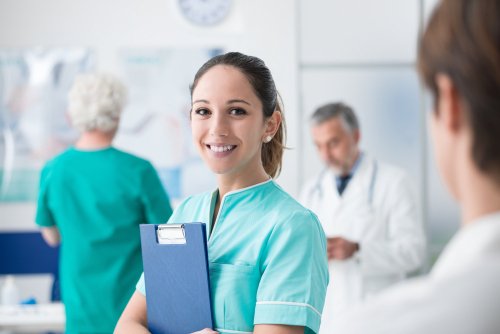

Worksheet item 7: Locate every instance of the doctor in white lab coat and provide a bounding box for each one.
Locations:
[300,102,426,332]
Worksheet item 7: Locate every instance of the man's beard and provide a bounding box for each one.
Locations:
[328,161,344,177]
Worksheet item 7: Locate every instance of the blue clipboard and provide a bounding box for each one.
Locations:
[140,223,214,334]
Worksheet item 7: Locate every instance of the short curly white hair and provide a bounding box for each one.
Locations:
[68,73,127,133]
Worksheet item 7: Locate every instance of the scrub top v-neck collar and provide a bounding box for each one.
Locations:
[207,178,273,240]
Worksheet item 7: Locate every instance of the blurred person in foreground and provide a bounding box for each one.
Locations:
[36,73,173,333]
[330,0,500,333]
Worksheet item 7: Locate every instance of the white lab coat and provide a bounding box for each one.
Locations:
[329,212,500,334]
[300,155,425,332]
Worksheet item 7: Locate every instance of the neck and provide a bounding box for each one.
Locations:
[216,165,270,200]
[460,163,500,225]
[75,130,114,150]
[338,149,360,177]
[211,162,269,226]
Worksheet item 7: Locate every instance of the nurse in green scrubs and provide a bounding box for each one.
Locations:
[36,73,173,333]
[116,52,329,334]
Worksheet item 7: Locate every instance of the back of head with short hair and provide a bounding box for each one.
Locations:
[310,102,359,133]
[68,73,127,133]
[418,0,500,183]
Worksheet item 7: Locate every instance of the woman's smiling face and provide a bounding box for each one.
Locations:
[190,65,269,178]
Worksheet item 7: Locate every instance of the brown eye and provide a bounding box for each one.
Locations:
[195,108,210,116]
[229,108,246,116]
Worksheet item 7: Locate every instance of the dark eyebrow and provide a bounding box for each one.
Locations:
[192,99,209,104]
[192,99,251,106]
[227,99,251,106]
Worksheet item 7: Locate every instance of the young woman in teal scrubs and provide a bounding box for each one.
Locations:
[115,52,329,334]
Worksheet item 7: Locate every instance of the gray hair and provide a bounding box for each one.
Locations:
[68,73,127,133]
[310,102,359,132]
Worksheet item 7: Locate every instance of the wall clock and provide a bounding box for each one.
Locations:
[177,0,233,26]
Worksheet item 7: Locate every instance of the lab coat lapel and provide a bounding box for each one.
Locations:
[332,157,373,239]
[319,169,341,236]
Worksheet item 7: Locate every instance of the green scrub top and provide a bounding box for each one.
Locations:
[137,179,328,333]
[36,146,173,333]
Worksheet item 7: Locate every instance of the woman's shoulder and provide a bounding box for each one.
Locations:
[268,181,321,226]
[179,191,212,207]
[269,181,312,210]
[263,183,326,245]
[167,191,214,223]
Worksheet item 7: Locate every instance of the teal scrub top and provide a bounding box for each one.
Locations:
[137,179,328,334]
[36,146,173,333]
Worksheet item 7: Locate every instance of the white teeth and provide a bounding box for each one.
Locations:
[209,145,235,153]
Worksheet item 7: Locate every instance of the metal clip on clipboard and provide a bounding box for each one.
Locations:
[157,224,186,245]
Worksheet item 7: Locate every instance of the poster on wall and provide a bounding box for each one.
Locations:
[115,48,223,202]
[0,48,94,202]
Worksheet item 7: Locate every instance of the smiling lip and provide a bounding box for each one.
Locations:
[206,144,237,157]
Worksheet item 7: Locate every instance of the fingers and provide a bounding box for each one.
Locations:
[328,237,344,250]
[328,237,357,260]
[191,329,219,334]
[326,238,336,260]
[332,249,349,260]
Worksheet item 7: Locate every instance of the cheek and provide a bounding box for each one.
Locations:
[323,145,336,158]
[337,142,349,158]
[430,114,444,164]
[328,147,338,158]
[430,114,456,196]
[238,122,265,142]
[190,121,205,145]
[190,118,203,133]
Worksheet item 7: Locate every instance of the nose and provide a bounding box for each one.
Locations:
[209,112,229,137]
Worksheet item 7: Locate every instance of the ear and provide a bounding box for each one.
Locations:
[353,128,361,145]
[435,73,463,133]
[263,110,282,141]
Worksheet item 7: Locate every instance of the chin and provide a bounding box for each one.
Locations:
[212,169,228,175]
[328,165,342,175]
[442,172,460,201]
[207,164,232,175]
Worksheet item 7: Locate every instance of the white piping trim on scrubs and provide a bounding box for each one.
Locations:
[223,178,273,196]
[215,329,253,334]
[256,301,322,317]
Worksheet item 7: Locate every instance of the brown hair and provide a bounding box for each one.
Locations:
[190,52,287,178]
[418,0,500,182]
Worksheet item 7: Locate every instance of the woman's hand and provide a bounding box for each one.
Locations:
[191,329,219,334]
[114,292,150,333]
